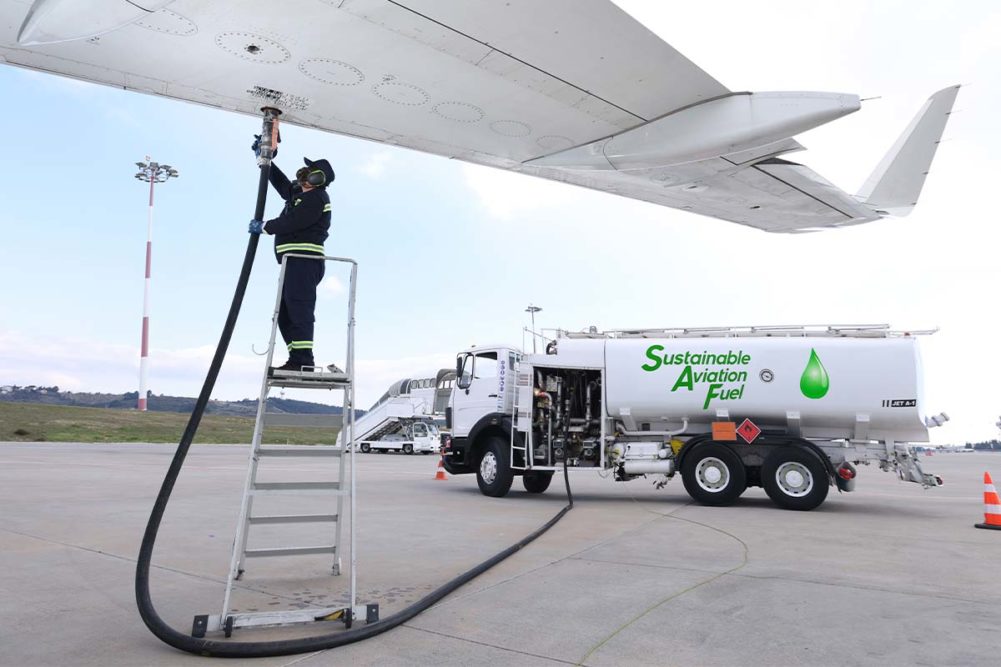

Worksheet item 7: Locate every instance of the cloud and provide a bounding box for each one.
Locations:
[358,152,393,179]
[0,330,454,411]
[0,331,260,397]
[462,163,577,221]
[353,352,455,409]
[319,275,344,297]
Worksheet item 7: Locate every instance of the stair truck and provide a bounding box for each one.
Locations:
[337,369,454,454]
[359,419,440,455]
[441,325,947,511]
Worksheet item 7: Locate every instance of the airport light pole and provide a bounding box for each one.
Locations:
[525,304,542,353]
[134,157,179,411]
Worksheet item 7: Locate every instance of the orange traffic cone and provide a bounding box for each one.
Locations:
[975,472,1001,531]
[434,455,448,481]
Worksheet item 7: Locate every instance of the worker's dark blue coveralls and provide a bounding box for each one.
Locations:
[262,162,332,367]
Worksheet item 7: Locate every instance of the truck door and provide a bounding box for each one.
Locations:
[453,351,501,437]
[412,421,429,448]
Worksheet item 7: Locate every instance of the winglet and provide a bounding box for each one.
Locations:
[856,85,960,216]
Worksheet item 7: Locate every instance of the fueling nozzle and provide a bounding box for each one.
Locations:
[256,107,282,166]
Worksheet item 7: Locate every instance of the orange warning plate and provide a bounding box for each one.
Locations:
[712,421,737,441]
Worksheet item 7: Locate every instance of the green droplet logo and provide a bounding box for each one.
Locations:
[800,348,829,399]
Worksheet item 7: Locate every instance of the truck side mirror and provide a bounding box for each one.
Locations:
[456,354,472,390]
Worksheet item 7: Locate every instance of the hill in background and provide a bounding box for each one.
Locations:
[0,385,353,417]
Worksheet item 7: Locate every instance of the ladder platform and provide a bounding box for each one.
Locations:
[244,545,337,558]
[193,604,379,637]
[251,481,345,495]
[258,445,343,457]
[248,513,338,525]
[267,366,350,389]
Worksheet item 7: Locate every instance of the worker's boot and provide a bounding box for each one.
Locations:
[274,355,315,373]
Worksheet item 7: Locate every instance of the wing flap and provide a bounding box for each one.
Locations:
[756,159,881,225]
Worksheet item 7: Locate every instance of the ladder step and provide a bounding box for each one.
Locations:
[251,481,344,495]
[248,514,338,525]
[244,545,336,558]
[258,445,343,457]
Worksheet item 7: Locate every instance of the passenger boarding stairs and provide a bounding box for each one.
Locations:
[337,396,420,445]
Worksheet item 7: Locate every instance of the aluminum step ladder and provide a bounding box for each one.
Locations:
[194,253,376,638]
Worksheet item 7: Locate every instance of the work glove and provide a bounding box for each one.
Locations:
[248,219,266,235]
[251,134,277,158]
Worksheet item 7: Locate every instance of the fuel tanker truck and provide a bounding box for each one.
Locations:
[441,325,947,511]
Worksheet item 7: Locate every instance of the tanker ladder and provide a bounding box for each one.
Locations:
[192,254,378,639]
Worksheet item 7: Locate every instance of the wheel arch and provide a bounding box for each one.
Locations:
[468,413,517,468]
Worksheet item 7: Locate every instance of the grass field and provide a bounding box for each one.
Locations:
[0,402,340,444]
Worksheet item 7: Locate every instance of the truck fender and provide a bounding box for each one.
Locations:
[467,413,522,468]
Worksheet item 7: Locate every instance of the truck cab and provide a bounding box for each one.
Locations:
[443,345,519,475]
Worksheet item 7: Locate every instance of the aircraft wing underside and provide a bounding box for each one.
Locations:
[0,0,957,232]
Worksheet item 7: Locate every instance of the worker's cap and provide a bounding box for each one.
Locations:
[303,157,335,186]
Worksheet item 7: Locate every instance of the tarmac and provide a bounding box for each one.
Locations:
[2,442,1000,666]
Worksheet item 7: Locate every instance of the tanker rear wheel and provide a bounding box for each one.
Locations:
[761,447,829,511]
[681,444,746,506]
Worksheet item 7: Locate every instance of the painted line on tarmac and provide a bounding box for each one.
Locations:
[0,525,312,605]
[404,626,577,665]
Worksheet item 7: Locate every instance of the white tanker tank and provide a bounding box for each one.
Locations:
[445,324,946,511]
[556,332,931,442]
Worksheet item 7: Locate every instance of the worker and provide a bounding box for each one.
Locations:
[249,138,334,372]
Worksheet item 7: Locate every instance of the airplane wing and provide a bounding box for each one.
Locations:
[0,0,958,232]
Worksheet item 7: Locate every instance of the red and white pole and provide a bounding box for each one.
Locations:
[138,171,154,411]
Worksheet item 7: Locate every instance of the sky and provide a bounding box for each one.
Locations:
[1,1,999,445]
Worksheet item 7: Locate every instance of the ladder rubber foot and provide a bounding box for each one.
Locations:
[191,615,208,638]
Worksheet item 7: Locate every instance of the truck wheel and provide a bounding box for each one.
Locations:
[403,443,414,455]
[359,443,371,453]
[476,436,513,497]
[681,444,746,506]
[761,447,829,511]
[522,471,553,494]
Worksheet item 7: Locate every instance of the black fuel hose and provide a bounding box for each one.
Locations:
[134,153,574,658]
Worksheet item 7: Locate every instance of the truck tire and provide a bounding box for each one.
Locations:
[476,436,513,497]
[360,443,371,453]
[761,447,829,511]
[403,443,414,455]
[522,471,553,494]
[681,443,746,506]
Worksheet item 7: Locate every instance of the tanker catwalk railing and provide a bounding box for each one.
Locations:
[556,324,938,340]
